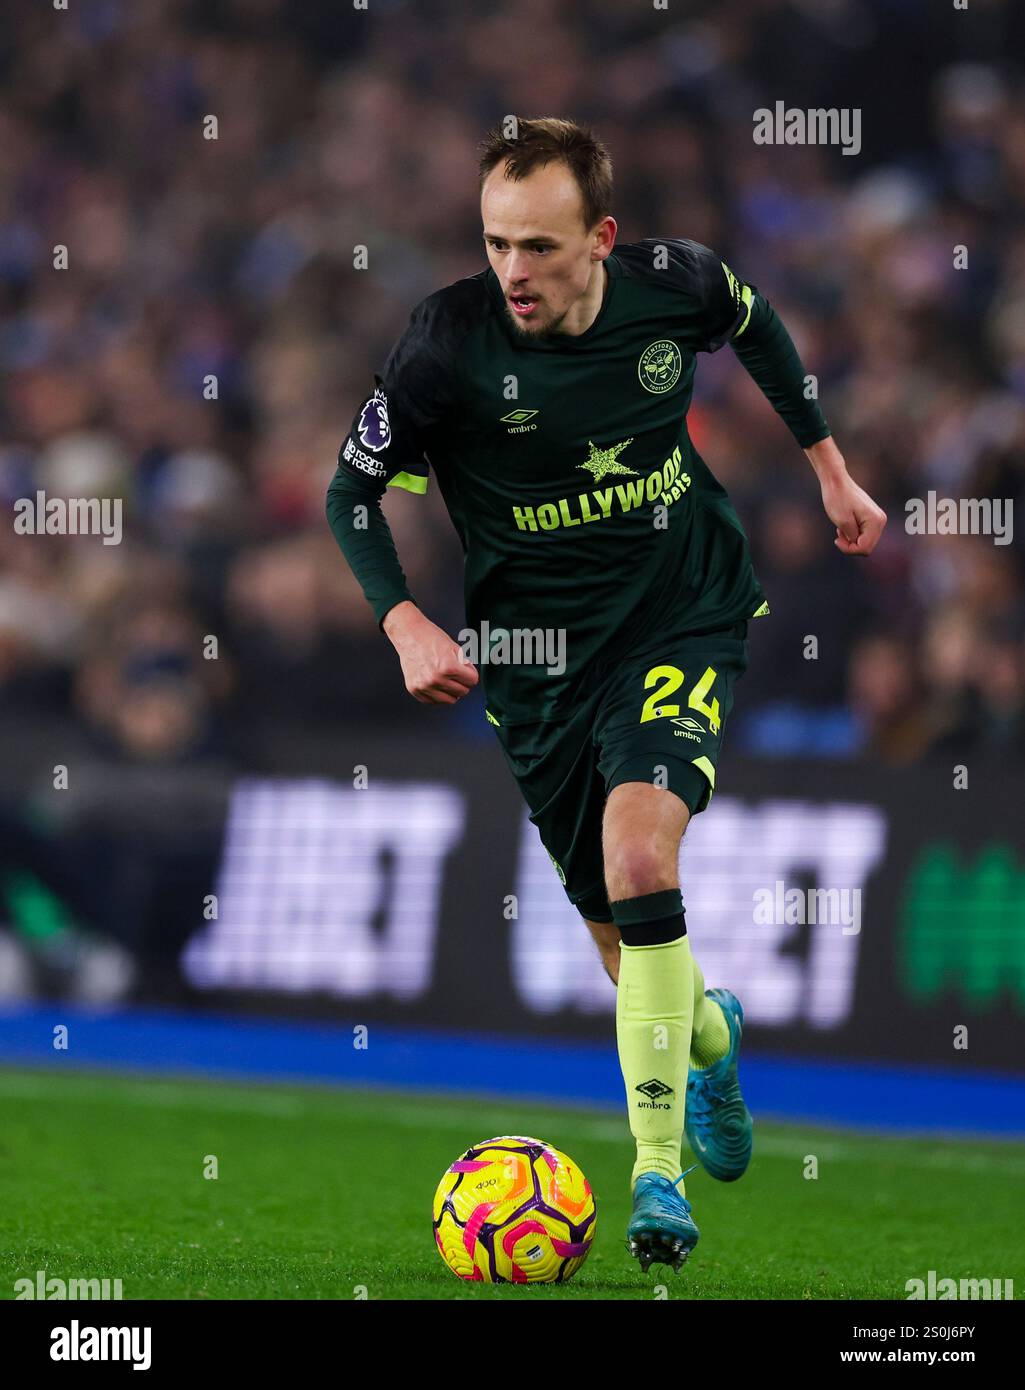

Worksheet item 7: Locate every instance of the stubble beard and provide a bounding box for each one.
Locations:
[506,302,569,341]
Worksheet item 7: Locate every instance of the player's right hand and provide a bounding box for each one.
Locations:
[383,602,479,705]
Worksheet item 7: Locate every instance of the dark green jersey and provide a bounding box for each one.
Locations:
[327,238,829,723]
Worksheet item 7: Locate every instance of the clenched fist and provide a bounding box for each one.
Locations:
[383,601,479,705]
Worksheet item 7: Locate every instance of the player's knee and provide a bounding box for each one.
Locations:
[604,840,676,900]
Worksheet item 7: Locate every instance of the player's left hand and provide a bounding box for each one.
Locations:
[818,469,887,557]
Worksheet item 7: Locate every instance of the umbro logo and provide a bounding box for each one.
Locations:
[635,1078,674,1101]
[500,409,539,433]
[670,716,705,732]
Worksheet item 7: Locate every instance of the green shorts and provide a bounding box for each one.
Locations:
[489,622,748,923]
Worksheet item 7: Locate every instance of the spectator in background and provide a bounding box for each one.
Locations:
[846,631,929,765]
[918,614,1025,759]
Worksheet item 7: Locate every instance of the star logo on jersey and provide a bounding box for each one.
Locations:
[577,437,637,481]
[357,387,391,452]
[638,339,683,394]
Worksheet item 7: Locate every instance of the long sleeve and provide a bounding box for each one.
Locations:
[686,242,831,448]
[325,467,414,628]
[729,292,831,448]
[327,289,457,628]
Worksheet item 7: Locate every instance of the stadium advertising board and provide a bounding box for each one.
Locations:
[177,737,1024,1070]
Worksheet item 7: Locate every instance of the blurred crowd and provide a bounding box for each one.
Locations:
[1,0,1024,768]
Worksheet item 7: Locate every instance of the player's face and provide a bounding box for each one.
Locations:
[481,160,615,339]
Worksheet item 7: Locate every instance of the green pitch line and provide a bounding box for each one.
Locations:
[0,1067,1022,1301]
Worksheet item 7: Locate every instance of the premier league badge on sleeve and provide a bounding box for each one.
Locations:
[358,387,392,452]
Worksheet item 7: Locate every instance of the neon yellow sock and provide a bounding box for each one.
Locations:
[616,935,693,1189]
[689,953,730,1069]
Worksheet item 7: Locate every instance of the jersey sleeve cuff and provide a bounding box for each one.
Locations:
[795,421,832,449]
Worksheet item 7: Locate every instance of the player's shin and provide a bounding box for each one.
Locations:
[611,890,693,1188]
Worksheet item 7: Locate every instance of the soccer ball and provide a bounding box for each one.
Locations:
[432,1135,596,1284]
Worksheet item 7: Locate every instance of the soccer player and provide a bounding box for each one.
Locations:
[327,118,886,1273]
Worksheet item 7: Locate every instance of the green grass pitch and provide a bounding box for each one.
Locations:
[1,1065,1022,1300]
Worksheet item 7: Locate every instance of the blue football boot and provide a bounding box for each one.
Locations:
[685,988,753,1182]
[626,1166,700,1273]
